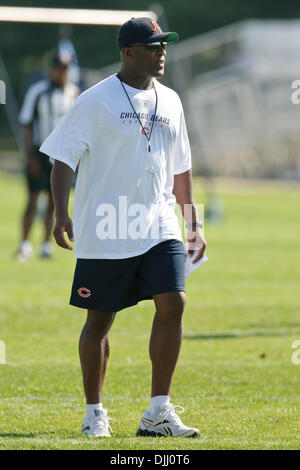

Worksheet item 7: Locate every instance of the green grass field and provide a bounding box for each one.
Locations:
[0,173,299,450]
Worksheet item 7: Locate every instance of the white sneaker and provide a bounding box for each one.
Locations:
[39,242,54,259]
[136,404,200,438]
[82,409,112,437]
[15,240,33,262]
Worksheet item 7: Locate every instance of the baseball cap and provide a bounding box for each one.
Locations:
[117,17,179,51]
[51,51,73,67]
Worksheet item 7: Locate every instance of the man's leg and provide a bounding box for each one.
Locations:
[16,191,40,261]
[149,291,186,397]
[22,190,40,241]
[137,290,199,437]
[79,309,116,404]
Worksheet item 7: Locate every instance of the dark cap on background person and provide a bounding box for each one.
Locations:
[117,17,179,51]
[51,51,73,68]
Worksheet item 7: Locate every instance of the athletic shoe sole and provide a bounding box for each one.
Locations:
[136,428,199,438]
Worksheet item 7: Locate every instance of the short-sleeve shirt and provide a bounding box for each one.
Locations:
[40,74,192,259]
[19,79,79,145]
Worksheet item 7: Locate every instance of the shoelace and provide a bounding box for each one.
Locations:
[158,405,185,426]
[93,415,113,434]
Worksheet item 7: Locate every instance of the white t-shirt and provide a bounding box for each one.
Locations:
[19,79,79,145]
[40,74,192,259]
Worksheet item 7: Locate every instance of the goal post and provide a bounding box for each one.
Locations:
[0,6,157,25]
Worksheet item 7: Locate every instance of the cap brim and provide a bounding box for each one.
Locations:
[148,31,179,43]
[164,32,179,42]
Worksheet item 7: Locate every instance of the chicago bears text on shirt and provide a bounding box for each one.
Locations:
[120,112,170,125]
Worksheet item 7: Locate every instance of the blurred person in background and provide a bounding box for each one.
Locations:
[16,51,79,262]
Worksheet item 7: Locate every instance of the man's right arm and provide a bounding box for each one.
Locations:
[51,160,74,251]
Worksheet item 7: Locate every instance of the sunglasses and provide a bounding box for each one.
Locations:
[129,42,167,52]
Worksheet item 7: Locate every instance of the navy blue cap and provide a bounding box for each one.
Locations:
[117,17,179,51]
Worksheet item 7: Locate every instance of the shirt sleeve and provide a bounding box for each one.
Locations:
[39,96,89,172]
[173,102,192,175]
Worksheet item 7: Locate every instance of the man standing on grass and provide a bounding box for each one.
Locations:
[40,17,206,438]
[17,51,78,262]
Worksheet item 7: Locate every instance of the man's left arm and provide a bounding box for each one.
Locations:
[173,169,207,263]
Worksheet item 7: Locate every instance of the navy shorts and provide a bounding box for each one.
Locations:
[26,147,52,193]
[69,239,186,312]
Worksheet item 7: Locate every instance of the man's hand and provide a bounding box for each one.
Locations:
[53,215,74,251]
[187,227,207,264]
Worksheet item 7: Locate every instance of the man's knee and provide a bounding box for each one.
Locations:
[154,291,186,322]
[86,309,116,335]
[26,192,39,213]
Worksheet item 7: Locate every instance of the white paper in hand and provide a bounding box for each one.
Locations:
[184,242,208,279]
